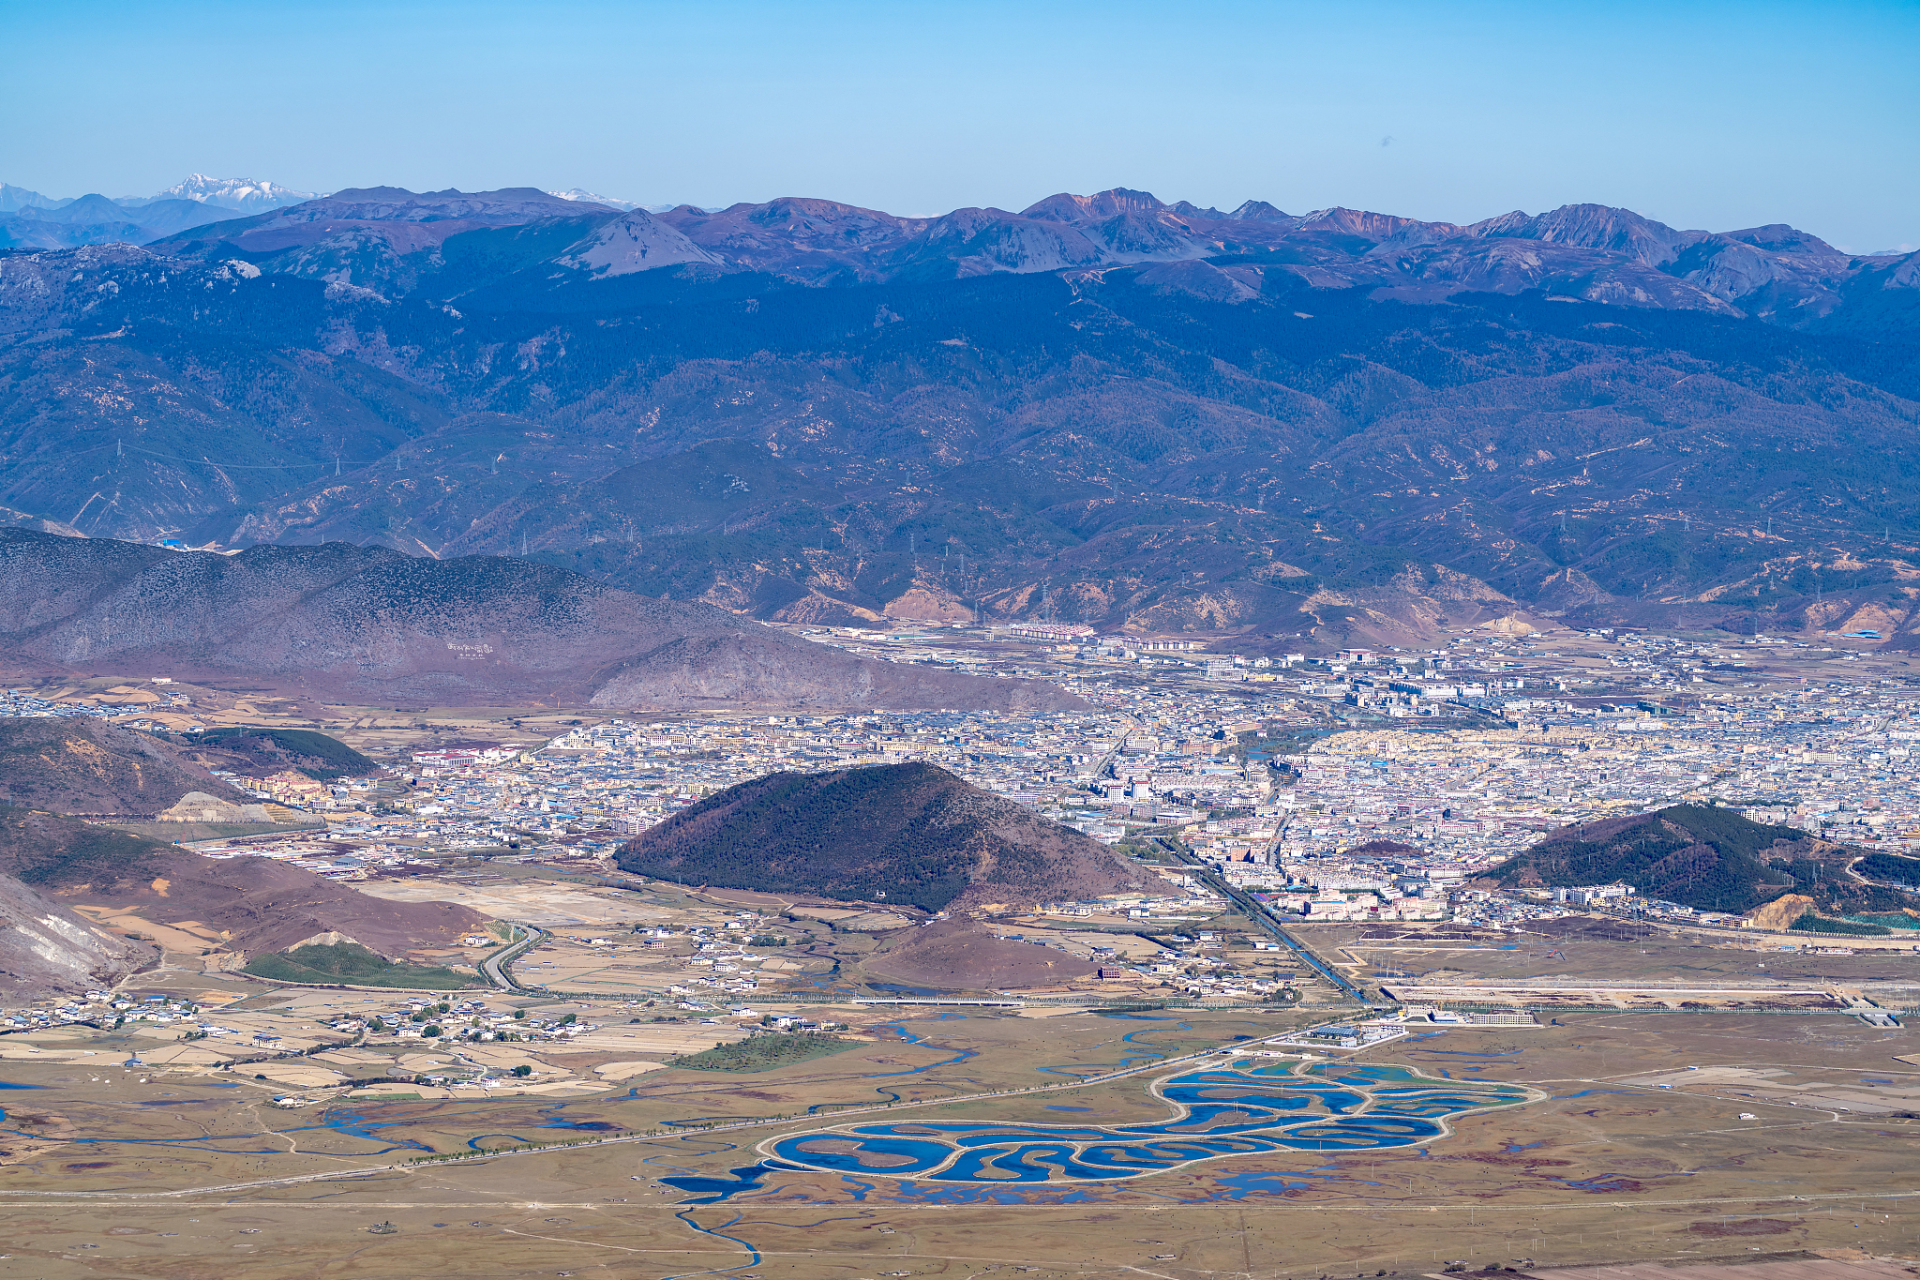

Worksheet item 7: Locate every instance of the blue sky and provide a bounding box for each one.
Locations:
[3,0,1916,250]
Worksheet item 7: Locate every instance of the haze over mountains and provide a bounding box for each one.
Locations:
[3,180,1918,645]
[0,529,1078,712]
[127,182,1920,319]
[0,174,317,250]
[0,175,653,250]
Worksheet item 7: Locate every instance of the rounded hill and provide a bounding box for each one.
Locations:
[1487,803,1907,917]
[615,761,1152,913]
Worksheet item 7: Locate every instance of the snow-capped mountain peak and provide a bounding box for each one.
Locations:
[547,188,642,211]
[130,174,317,212]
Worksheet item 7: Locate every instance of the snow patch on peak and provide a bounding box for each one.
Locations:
[130,175,316,212]
[548,188,640,211]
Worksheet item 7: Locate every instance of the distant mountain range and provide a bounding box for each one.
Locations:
[0,528,1080,712]
[125,173,318,212]
[1,174,314,214]
[2,182,1918,644]
[126,184,1920,325]
[0,175,663,249]
[0,173,318,250]
[9,179,1908,323]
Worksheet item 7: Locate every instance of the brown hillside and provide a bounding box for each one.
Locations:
[0,869,154,1000]
[0,806,485,960]
[0,717,247,816]
[862,920,1098,991]
[0,530,1084,714]
[1745,893,1817,932]
[619,762,1152,913]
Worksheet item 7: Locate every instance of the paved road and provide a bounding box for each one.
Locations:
[479,922,546,991]
[1168,844,1368,1001]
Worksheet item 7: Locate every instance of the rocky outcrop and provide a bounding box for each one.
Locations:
[1745,893,1816,933]
[155,791,278,824]
[0,872,153,1000]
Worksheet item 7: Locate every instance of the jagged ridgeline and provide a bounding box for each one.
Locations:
[616,761,1151,913]
[6,186,1920,645]
[1487,803,1908,916]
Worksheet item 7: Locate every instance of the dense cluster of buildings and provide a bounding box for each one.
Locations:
[6,622,1918,954]
[0,990,193,1032]
[1,683,196,722]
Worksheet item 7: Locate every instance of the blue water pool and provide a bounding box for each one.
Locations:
[763,1058,1531,1185]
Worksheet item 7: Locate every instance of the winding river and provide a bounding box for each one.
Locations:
[762,1057,1535,1185]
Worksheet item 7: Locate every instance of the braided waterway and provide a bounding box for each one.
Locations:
[761,1058,1537,1185]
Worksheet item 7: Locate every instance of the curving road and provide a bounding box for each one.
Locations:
[480,922,547,992]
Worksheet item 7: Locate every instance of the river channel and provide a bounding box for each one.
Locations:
[763,1057,1535,1184]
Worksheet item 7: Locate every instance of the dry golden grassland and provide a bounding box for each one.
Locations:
[1,1008,1917,1277]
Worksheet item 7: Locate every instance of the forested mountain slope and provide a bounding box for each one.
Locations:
[2,185,1917,643]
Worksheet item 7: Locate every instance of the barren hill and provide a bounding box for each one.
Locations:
[861,919,1099,991]
[0,717,248,816]
[0,805,487,959]
[617,762,1152,912]
[0,868,153,1000]
[0,530,1080,713]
